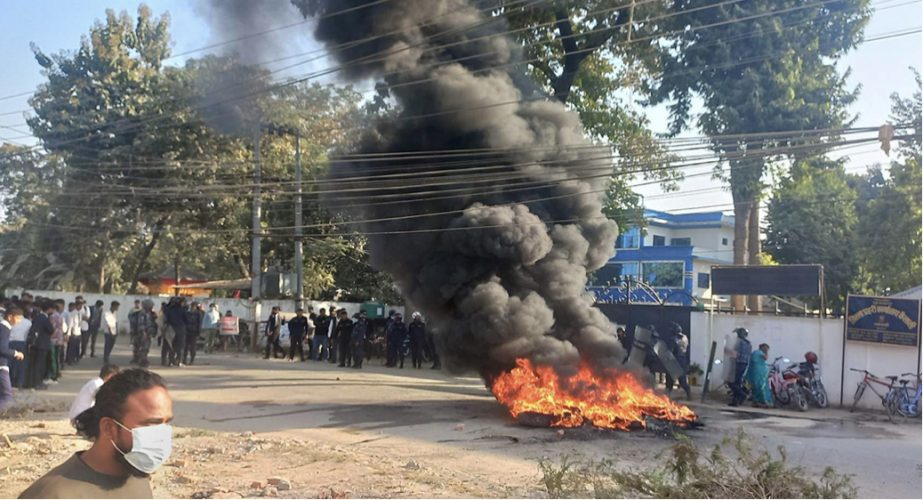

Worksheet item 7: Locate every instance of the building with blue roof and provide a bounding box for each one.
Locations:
[589,209,735,306]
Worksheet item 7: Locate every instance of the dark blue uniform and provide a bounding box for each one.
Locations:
[288,315,310,361]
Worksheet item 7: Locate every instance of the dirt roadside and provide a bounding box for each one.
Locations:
[1,346,920,498]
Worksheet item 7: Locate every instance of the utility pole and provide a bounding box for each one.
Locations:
[294,133,304,311]
[250,129,262,352]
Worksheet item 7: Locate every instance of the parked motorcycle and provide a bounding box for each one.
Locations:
[795,351,829,408]
[781,361,810,412]
[769,356,807,410]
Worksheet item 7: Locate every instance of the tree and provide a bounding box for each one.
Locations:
[650,0,870,310]
[764,159,863,312]
[853,71,921,294]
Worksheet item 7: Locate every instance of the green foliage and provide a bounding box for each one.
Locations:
[651,0,870,268]
[539,430,857,498]
[0,3,396,301]
[765,159,863,312]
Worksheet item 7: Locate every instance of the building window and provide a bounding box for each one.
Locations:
[652,235,665,246]
[722,237,729,246]
[641,261,684,288]
[615,227,641,249]
[588,262,639,286]
[671,237,692,247]
[697,272,710,289]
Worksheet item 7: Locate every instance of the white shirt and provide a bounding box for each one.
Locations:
[9,318,31,343]
[103,311,118,336]
[68,377,105,421]
[79,305,91,331]
[66,310,82,337]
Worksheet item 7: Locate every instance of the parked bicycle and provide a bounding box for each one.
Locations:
[849,368,901,420]
[886,372,922,419]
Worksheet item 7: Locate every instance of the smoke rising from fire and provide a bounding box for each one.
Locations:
[299,0,624,379]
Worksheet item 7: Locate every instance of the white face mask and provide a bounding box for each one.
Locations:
[111,420,173,474]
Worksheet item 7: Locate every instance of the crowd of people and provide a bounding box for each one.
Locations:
[260,306,441,371]
[0,293,120,410]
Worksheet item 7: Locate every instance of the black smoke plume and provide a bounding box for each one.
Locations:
[298,0,625,380]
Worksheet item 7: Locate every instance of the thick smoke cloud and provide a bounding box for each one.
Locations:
[299,0,625,380]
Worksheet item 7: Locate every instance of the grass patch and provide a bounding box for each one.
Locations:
[539,430,856,498]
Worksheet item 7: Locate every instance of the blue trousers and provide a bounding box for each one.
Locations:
[730,363,750,405]
[312,335,329,360]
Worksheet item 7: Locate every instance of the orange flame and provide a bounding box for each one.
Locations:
[490,358,697,430]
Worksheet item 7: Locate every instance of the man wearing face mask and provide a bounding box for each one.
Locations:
[19,368,174,499]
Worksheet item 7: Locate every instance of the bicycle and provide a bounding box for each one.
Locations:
[886,372,922,419]
[848,368,901,419]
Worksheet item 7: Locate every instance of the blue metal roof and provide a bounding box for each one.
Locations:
[644,208,733,228]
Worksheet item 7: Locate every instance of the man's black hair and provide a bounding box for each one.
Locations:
[3,306,23,317]
[95,299,104,306]
[110,300,120,309]
[74,369,167,440]
[99,364,120,379]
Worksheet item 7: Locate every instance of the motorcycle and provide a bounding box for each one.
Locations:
[795,360,829,408]
[769,357,806,410]
[781,362,810,412]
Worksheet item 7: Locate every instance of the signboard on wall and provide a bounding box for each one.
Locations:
[845,295,921,347]
[711,264,822,296]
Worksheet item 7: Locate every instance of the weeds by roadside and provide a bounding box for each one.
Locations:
[539,429,857,498]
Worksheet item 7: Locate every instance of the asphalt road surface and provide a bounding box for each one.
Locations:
[4,343,920,498]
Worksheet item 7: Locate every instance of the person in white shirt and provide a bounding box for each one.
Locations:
[102,301,120,364]
[67,364,120,425]
[65,302,82,365]
[8,314,31,388]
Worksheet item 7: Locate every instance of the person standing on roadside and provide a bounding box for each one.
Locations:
[351,311,369,369]
[163,297,187,367]
[263,306,284,360]
[84,300,104,359]
[65,301,82,366]
[183,303,203,366]
[728,327,752,407]
[7,305,30,389]
[312,308,331,361]
[101,301,120,365]
[20,368,174,499]
[287,308,309,362]
[387,313,409,369]
[1,306,26,412]
[334,309,353,367]
[76,297,91,358]
[48,300,67,384]
[130,300,157,368]
[201,304,220,354]
[408,312,426,369]
[26,301,55,390]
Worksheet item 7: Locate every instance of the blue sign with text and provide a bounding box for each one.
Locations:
[846,295,921,347]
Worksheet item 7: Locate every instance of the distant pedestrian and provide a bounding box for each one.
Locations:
[201,304,220,354]
[163,297,186,367]
[26,301,55,390]
[387,313,409,369]
[1,306,27,412]
[729,327,752,407]
[83,300,104,359]
[335,309,353,367]
[351,311,369,369]
[408,312,426,369]
[183,303,203,365]
[263,306,284,360]
[101,301,120,365]
[130,300,157,368]
[48,300,66,384]
[312,308,332,361]
[385,311,399,367]
[68,364,120,426]
[65,302,82,366]
[8,307,30,388]
[664,322,691,399]
[748,343,773,407]
[75,297,91,359]
[287,308,310,362]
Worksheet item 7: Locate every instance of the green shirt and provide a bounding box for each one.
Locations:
[19,452,152,499]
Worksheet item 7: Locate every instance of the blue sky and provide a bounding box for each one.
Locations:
[1,1,920,213]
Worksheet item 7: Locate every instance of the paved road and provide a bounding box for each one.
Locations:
[17,344,922,498]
